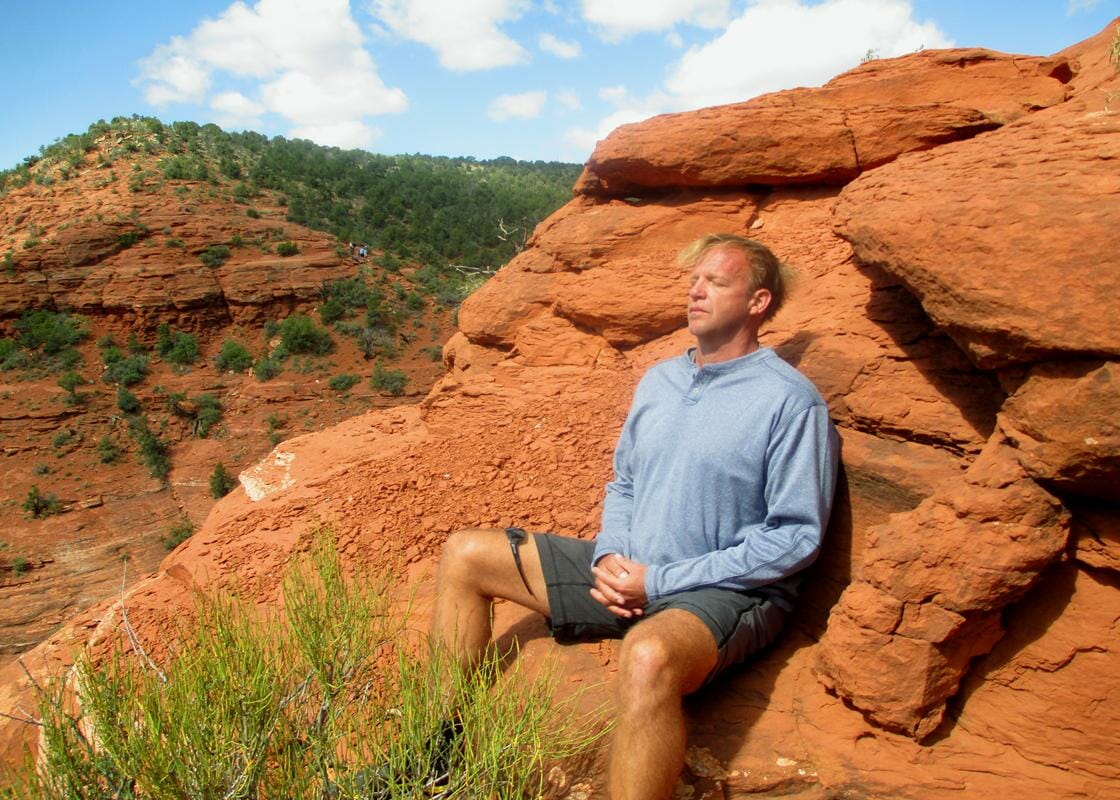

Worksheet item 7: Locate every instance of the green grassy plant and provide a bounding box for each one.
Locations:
[214,339,253,372]
[3,532,605,799]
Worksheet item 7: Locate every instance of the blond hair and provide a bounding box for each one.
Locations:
[678,233,792,323]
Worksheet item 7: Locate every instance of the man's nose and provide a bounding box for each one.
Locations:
[689,280,705,299]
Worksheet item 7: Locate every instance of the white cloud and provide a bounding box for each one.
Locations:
[580,0,730,41]
[598,85,630,104]
[488,90,548,121]
[665,31,685,48]
[369,0,529,70]
[556,89,582,110]
[538,32,582,58]
[567,0,952,159]
[1065,0,1101,14]
[664,0,954,110]
[290,121,381,149]
[137,43,212,104]
[210,90,266,128]
[136,0,405,148]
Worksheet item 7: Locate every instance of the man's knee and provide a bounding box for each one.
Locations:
[618,628,681,697]
[438,527,497,582]
[618,612,717,700]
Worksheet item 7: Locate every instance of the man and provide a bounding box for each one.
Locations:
[432,233,839,800]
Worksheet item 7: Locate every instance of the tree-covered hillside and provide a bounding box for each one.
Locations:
[0,115,581,273]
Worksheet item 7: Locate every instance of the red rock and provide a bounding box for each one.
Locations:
[577,50,1071,196]
[834,100,1120,368]
[1000,360,1120,500]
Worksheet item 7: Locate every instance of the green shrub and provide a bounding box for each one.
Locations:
[318,297,345,325]
[14,309,89,355]
[116,386,141,414]
[23,485,62,519]
[33,463,51,475]
[328,373,360,393]
[276,241,299,257]
[0,338,25,371]
[278,314,332,355]
[97,436,120,464]
[5,532,603,799]
[156,324,200,365]
[11,556,30,576]
[371,362,408,396]
[129,416,170,480]
[246,207,261,219]
[101,347,148,386]
[253,355,281,382]
[52,428,80,451]
[57,370,86,405]
[165,237,185,249]
[192,394,222,438]
[210,462,236,499]
[162,518,194,550]
[266,413,286,446]
[215,339,253,372]
[199,244,231,268]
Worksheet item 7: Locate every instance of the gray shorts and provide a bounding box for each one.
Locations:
[534,533,786,683]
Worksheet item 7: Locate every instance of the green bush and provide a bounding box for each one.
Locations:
[0,338,24,371]
[156,324,200,365]
[129,417,170,480]
[192,394,222,438]
[371,362,408,396]
[246,208,261,219]
[14,309,89,355]
[210,462,236,499]
[5,532,603,799]
[162,518,194,551]
[215,339,254,372]
[11,556,30,576]
[199,244,231,268]
[318,297,345,325]
[328,373,360,393]
[101,347,148,386]
[253,355,281,382]
[116,386,141,414]
[276,241,299,257]
[97,436,120,464]
[278,314,332,355]
[57,370,86,405]
[23,485,62,519]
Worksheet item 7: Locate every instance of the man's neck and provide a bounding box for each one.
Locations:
[694,331,760,366]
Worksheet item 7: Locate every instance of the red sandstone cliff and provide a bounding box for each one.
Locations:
[0,137,450,669]
[3,21,1118,799]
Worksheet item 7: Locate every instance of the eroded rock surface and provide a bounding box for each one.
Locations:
[3,19,1119,800]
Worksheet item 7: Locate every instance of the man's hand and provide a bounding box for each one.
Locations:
[590,554,648,619]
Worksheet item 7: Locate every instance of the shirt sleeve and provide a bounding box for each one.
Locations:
[591,404,638,566]
[643,403,839,600]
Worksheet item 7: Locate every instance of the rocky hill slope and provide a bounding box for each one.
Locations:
[3,20,1118,799]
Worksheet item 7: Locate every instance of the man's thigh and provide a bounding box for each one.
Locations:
[533,533,787,683]
[648,587,787,685]
[534,533,631,642]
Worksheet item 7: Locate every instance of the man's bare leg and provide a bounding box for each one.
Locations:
[610,609,718,800]
[431,527,551,669]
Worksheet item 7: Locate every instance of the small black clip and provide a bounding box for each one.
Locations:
[505,526,534,598]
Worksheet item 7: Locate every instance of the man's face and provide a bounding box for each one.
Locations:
[687,247,764,342]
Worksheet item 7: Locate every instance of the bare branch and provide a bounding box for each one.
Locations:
[119,563,167,683]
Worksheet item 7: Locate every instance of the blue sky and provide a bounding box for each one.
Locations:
[2,1,1117,170]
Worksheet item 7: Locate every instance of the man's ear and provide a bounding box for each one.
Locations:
[748,288,773,318]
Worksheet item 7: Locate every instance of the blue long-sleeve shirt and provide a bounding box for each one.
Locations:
[592,347,839,610]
